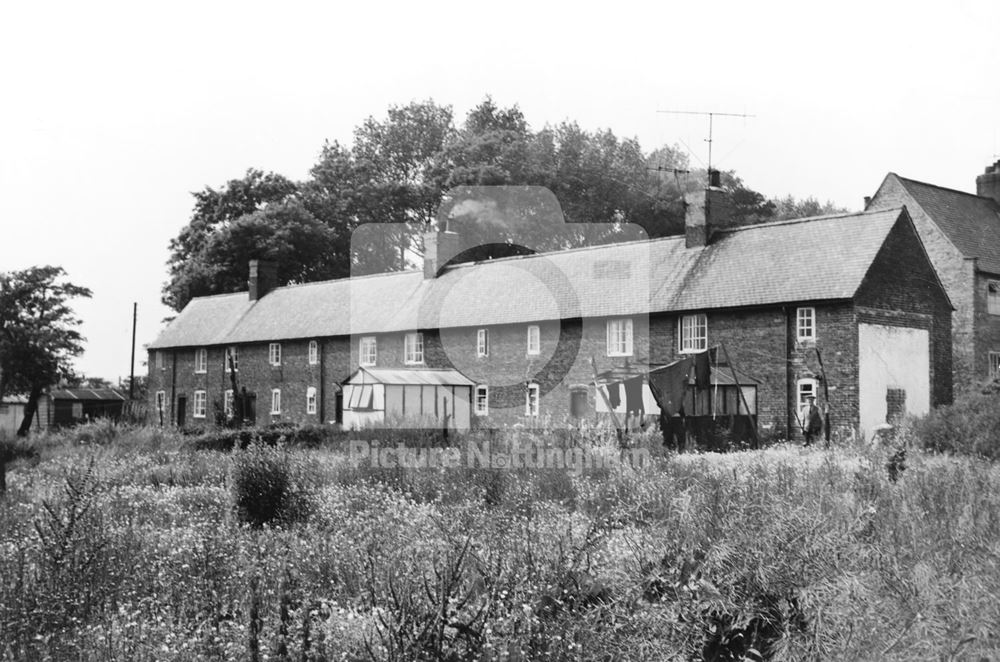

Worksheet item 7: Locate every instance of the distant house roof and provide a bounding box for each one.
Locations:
[149,208,912,349]
[1,394,28,405]
[49,388,126,401]
[343,367,478,387]
[875,174,1000,274]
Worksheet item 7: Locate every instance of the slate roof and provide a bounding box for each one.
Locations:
[885,174,1000,274]
[149,208,911,349]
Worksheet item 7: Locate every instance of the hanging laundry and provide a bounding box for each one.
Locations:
[694,350,711,389]
[648,357,692,417]
[624,376,645,417]
[606,382,621,409]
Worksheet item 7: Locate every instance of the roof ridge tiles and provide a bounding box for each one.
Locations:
[714,207,900,234]
[895,173,1000,204]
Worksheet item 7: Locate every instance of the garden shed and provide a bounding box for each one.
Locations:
[340,367,476,430]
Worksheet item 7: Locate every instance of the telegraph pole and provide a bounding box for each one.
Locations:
[129,302,137,399]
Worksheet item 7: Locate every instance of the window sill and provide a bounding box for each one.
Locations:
[607,351,633,358]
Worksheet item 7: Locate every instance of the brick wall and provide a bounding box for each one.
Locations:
[854,211,954,406]
[868,177,975,384]
[148,340,341,427]
[973,272,1000,382]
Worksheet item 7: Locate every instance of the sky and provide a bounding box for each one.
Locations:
[1,0,998,382]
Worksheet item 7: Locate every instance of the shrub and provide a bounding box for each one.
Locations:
[190,423,334,452]
[910,386,1000,459]
[231,441,313,527]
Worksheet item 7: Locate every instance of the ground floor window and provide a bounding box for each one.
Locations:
[306,386,317,414]
[193,390,207,418]
[271,389,281,415]
[990,351,1000,380]
[525,382,540,416]
[475,385,489,415]
[224,390,234,417]
[570,387,588,418]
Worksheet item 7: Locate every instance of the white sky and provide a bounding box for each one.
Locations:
[1,0,998,382]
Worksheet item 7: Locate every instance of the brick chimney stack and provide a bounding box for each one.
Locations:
[685,176,734,249]
[976,160,1000,205]
[423,230,462,279]
[249,259,277,301]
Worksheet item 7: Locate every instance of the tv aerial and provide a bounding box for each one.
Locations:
[657,109,755,185]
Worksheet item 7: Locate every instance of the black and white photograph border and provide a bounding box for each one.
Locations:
[2,1,1000,659]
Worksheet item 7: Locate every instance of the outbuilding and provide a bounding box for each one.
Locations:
[341,367,476,430]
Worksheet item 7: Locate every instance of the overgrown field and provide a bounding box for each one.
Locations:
[1,422,999,661]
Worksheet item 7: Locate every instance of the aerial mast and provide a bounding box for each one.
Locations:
[657,109,755,185]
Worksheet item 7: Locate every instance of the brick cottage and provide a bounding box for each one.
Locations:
[867,161,1000,385]
[147,187,952,439]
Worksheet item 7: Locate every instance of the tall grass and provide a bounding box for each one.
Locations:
[0,422,998,660]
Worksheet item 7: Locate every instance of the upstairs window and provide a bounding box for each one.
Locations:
[475,385,489,415]
[477,329,489,357]
[360,336,377,366]
[606,318,633,357]
[989,281,1000,315]
[194,348,208,374]
[308,340,319,365]
[527,325,540,355]
[226,346,239,373]
[525,382,540,416]
[269,343,282,366]
[155,351,164,370]
[797,307,816,342]
[404,332,424,364]
[306,386,317,414]
[193,390,207,419]
[679,314,708,353]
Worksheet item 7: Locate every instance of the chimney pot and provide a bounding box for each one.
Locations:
[864,195,872,209]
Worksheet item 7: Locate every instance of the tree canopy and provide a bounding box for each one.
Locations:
[0,266,91,435]
[163,97,839,311]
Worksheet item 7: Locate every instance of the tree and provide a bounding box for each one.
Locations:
[0,266,91,436]
[163,169,299,310]
[163,97,786,307]
[771,195,849,220]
